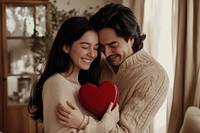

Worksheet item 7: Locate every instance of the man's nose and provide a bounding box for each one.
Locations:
[104,47,112,57]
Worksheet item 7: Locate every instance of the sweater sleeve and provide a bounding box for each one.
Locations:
[110,67,169,133]
[43,75,116,133]
[55,114,116,133]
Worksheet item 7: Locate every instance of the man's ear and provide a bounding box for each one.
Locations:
[63,44,69,54]
[128,37,134,46]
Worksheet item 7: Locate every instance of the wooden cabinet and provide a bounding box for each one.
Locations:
[7,102,36,133]
[7,101,44,133]
[0,0,48,132]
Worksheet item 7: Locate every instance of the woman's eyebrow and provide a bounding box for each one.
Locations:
[80,42,91,45]
[80,42,99,46]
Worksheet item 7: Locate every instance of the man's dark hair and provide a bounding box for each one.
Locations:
[90,3,146,52]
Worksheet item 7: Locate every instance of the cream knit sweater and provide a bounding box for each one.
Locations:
[100,49,169,133]
[43,74,116,133]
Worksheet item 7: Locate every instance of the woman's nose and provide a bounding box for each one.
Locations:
[88,48,96,57]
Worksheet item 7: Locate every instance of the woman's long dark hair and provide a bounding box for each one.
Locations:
[28,17,101,121]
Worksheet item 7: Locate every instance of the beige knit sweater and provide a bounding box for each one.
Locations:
[42,74,116,133]
[100,49,169,133]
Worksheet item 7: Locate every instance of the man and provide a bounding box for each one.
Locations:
[57,3,169,133]
[89,3,169,132]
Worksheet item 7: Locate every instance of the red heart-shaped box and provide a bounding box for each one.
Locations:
[78,80,119,118]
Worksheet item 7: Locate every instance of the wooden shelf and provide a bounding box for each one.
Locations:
[8,73,35,77]
[7,102,36,133]
[8,100,28,106]
[0,1,48,132]
[7,100,44,133]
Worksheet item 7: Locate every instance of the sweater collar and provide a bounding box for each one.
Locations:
[104,49,146,74]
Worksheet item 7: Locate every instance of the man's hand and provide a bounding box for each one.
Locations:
[56,101,84,128]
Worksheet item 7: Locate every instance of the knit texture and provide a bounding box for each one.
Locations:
[100,49,169,133]
[42,73,115,133]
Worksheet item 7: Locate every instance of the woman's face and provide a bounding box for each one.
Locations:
[65,31,99,70]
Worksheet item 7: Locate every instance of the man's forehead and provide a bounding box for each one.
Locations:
[99,41,117,46]
[98,28,117,45]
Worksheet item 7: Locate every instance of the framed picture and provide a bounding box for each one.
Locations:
[17,77,31,92]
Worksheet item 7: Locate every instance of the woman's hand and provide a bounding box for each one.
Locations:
[106,102,119,124]
[56,100,84,128]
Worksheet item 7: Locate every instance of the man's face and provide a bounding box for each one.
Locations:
[98,28,134,67]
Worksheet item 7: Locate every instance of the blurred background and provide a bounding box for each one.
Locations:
[0,0,199,133]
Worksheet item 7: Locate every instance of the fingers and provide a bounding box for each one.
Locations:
[56,107,72,127]
[66,100,77,110]
[59,120,68,127]
[56,104,75,127]
[106,102,113,113]
[114,104,119,110]
[56,111,73,127]
[112,104,119,114]
[110,103,119,123]
[56,100,78,119]
[57,104,71,114]
[56,101,83,128]
[56,109,69,121]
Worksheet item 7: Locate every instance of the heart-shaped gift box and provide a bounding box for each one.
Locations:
[78,80,119,118]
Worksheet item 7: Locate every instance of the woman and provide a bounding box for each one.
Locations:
[28,17,119,133]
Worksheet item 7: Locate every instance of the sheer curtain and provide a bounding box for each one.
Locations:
[143,1,175,133]
[168,0,200,132]
[123,0,200,132]
[123,0,175,133]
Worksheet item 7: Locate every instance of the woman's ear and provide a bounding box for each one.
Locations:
[63,44,69,54]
